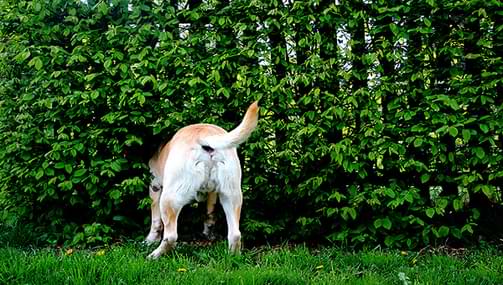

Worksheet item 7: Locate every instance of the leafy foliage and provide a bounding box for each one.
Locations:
[0,0,502,248]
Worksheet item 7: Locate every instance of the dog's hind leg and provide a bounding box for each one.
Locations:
[147,194,183,259]
[203,191,218,240]
[219,191,242,254]
[145,183,163,244]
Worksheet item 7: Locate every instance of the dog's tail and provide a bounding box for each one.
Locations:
[199,101,259,150]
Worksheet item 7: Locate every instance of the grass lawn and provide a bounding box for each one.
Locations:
[1,242,502,284]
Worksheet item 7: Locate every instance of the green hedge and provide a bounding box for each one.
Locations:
[1,0,502,248]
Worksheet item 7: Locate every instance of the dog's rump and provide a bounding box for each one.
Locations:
[148,101,259,181]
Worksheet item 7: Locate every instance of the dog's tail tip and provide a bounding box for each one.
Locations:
[250,100,259,111]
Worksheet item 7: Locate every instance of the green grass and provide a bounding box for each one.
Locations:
[0,242,502,284]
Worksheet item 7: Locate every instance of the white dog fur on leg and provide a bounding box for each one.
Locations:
[145,101,259,259]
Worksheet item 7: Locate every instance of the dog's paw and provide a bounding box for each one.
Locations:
[146,249,163,260]
[146,241,176,260]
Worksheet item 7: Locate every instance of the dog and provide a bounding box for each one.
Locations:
[145,101,259,259]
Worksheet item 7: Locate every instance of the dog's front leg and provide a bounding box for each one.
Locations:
[145,183,163,244]
[147,195,181,259]
[203,191,218,240]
